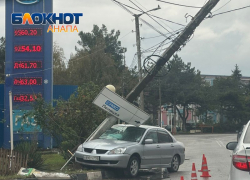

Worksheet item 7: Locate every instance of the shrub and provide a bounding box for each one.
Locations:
[14,141,44,169]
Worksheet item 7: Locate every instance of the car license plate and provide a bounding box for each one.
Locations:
[83,155,99,161]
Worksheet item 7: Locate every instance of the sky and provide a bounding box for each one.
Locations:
[0,0,250,76]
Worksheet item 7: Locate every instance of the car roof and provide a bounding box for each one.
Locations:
[112,124,164,130]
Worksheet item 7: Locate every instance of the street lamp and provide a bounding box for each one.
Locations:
[133,5,161,111]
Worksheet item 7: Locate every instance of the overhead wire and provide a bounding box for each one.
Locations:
[142,28,184,40]
[112,0,168,38]
[156,0,202,8]
[148,14,185,26]
[211,5,250,17]
[212,0,231,13]
[129,0,172,33]
[112,0,196,64]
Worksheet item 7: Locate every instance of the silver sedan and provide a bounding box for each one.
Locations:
[75,124,185,177]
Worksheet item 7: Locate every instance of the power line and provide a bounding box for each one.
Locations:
[112,0,191,56]
[142,28,183,39]
[212,0,231,13]
[112,0,168,38]
[156,0,202,8]
[211,5,250,17]
[114,0,185,26]
[148,14,185,26]
[129,0,172,33]
[114,0,143,13]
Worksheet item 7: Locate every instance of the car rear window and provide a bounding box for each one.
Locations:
[243,124,250,143]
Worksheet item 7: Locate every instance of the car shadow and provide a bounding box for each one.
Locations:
[102,168,170,179]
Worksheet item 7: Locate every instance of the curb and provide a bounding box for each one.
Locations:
[71,171,102,180]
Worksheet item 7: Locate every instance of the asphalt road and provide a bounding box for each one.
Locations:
[165,133,236,180]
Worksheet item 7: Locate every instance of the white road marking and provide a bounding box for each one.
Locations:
[216,140,222,147]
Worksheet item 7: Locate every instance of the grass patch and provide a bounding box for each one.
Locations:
[0,175,30,179]
[41,153,66,172]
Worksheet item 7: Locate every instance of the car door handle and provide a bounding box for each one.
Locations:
[156,145,160,148]
[171,144,174,147]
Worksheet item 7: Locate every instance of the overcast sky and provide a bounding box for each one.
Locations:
[0,0,250,76]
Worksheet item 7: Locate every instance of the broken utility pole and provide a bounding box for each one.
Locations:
[126,0,220,102]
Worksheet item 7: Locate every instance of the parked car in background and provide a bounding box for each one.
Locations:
[75,124,185,177]
[165,125,181,132]
[226,120,250,180]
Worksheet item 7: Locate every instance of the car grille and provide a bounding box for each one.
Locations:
[84,148,93,153]
[76,158,118,165]
[83,148,108,154]
[96,149,108,154]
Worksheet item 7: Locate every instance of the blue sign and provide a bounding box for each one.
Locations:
[105,100,120,111]
[13,110,41,132]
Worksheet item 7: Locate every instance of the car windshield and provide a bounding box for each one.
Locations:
[99,125,146,142]
[243,124,250,144]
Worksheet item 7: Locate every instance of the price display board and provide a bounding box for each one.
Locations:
[14,44,42,53]
[13,94,39,102]
[14,61,42,69]
[4,0,52,149]
[14,28,43,36]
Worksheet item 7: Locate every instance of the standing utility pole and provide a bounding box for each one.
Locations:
[159,79,162,127]
[134,14,144,110]
[133,6,161,110]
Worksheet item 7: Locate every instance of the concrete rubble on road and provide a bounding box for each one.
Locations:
[17,167,70,178]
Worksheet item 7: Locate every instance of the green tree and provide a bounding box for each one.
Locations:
[231,64,242,81]
[30,82,107,152]
[213,65,248,125]
[195,84,217,124]
[53,42,68,85]
[77,24,124,68]
[160,55,205,132]
[67,24,138,95]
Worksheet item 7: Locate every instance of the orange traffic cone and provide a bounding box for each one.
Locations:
[200,157,211,177]
[180,176,184,180]
[198,154,205,172]
[191,163,198,180]
[198,154,210,172]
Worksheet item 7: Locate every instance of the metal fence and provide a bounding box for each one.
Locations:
[0,149,28,175]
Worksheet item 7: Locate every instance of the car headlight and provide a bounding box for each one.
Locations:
[108,147,126,154]
[77,145,83,152]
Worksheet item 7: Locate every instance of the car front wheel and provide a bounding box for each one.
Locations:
[124,156,140,177]
[169,155,180,172]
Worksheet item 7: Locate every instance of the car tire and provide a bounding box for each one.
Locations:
[124,156,140,177]
[168,155,180,172]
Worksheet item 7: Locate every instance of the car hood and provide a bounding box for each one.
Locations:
[82,139,138,150]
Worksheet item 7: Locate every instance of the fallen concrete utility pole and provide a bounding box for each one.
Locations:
[61,0,220,170]
[126,0,220,102]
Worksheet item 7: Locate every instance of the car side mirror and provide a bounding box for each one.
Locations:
[226,142,238,150]
[144,139,153,144]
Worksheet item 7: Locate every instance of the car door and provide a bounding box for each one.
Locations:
[141,130,161,168]
[157,130,175,166]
